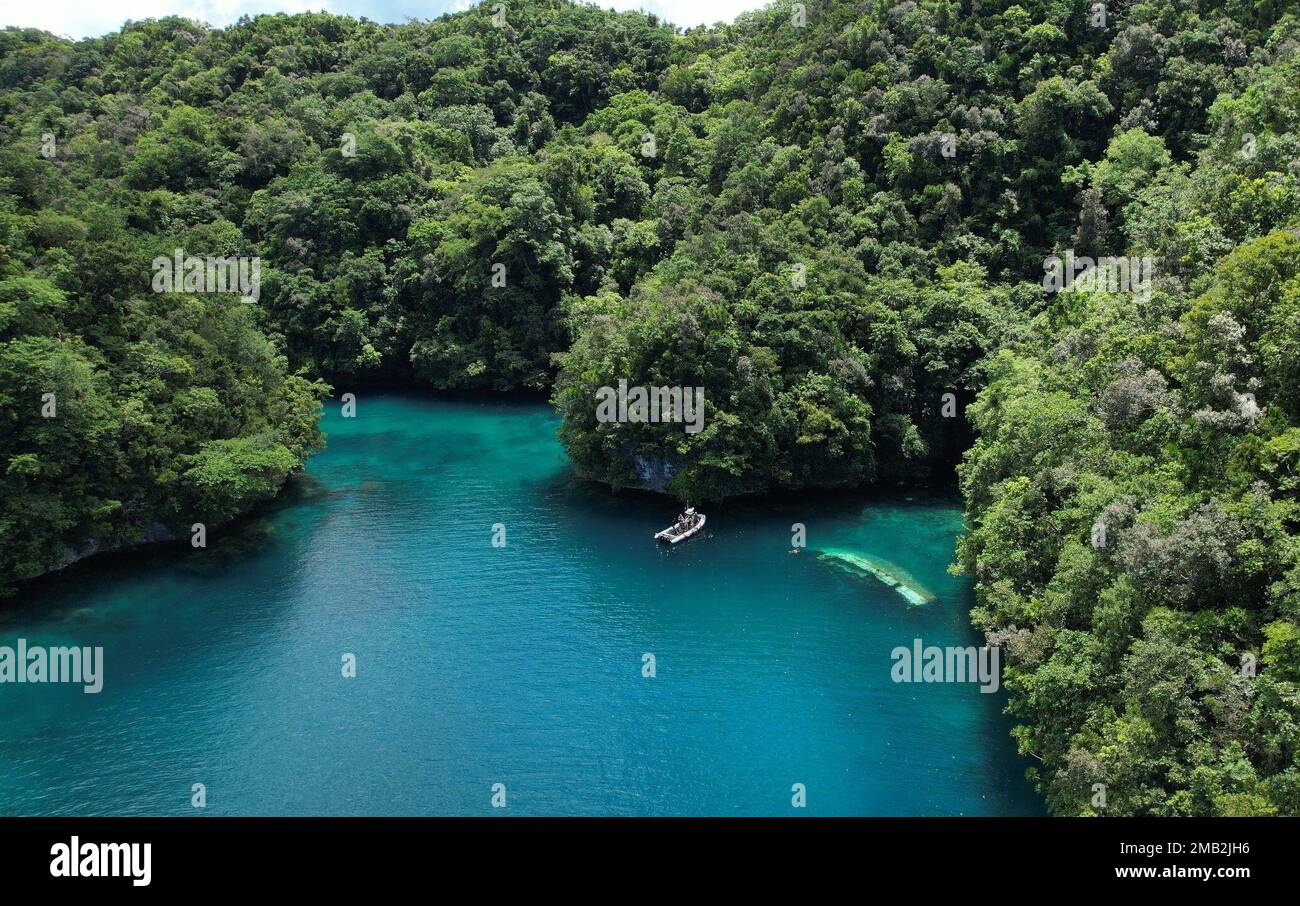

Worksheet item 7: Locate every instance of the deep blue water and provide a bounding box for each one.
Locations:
[0,395,1041,815]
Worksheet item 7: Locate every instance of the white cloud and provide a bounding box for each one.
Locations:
[2,0,770,40]
[598,0,769,28]
[4,1,331,40]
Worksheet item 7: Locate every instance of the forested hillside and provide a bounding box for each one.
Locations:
[3,0,1300,813]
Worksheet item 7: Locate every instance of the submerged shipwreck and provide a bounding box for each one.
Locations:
[815,548,937,606]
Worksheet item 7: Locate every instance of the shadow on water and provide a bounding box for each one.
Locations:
[0,471,339,632]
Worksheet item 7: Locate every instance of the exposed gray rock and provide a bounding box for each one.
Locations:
[19,522,179,582]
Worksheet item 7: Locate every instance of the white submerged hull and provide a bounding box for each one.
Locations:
[654,514,706,544]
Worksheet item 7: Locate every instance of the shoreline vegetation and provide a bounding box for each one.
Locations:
[4,0,1300,815]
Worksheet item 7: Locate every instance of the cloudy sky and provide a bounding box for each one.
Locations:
[2,0,769,39]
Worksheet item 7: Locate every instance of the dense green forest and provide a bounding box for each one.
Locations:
[3,0,1299,814]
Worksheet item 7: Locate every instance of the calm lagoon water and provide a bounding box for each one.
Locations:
[0,395,1040,816]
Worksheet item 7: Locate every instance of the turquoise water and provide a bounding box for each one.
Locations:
[0,395,1040,816]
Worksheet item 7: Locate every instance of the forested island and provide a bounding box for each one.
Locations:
[2,0,1299,815]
